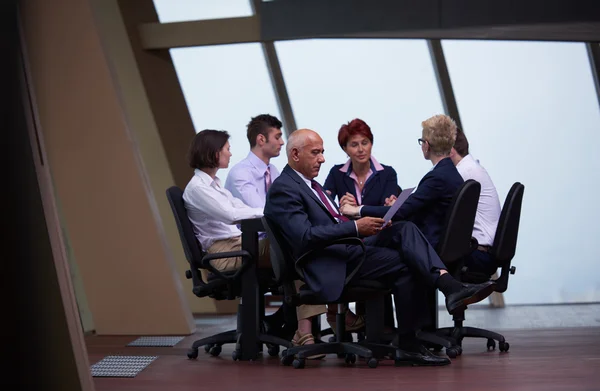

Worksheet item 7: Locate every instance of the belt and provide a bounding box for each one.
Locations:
[477,245,492,252]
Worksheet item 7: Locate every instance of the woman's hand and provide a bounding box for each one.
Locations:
[384,194,397,206]
[340,192,358,207]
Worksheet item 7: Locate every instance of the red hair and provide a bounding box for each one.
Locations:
[338,118,374,149]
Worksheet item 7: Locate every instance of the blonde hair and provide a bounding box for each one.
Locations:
[421,114,457,156]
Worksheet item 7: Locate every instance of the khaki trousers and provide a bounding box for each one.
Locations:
[206,236,271,271]
[207,237,326,322]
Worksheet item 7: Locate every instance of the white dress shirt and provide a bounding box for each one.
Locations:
[456,154,501,246]
[183,169,263,250]
[225,151,280,208]
[292,169,359,235]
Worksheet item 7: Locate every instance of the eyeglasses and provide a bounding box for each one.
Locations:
[418,138,434,148]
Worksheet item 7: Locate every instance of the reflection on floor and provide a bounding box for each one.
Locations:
[88,303,600,391]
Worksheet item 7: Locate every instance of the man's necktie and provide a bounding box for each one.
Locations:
[265,166,272,192]
[311,180,350,222]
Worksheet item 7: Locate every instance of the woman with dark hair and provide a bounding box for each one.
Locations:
[182,129,270,272]
[323,118,401,334]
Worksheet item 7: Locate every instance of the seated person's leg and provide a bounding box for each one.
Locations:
[293,280,327,359]
[367,221,496,314]
[348,244,449,366]
[326,303,365,333]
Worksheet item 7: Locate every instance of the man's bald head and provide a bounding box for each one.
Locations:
[286,128,325,179]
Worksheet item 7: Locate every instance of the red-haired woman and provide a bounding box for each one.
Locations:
[323,118,400,334]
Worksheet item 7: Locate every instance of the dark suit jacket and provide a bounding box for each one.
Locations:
[323,160,400,206]
[264,165,361,302]
[361,157,463,249]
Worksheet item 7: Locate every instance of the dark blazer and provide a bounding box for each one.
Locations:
[361,157,463,249]
[264,165,361,302]
[324,160,400,206]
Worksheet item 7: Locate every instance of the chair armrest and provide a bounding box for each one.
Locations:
[200,250,252,282]
[295,237,366,285]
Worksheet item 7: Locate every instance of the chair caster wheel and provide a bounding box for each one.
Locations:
[267,345,280,357]
[209,346,222,356]
[187,349,198,359]
[446,347,459,358]
[487,338,496,351]
[367,358,378,368]
[204,344,213,353]
[293,358,305,369]
[499,341,510,352]
[281,353,294,366]
[344,353,357,365]
[457,346,463,356]
[232,350,240,361]
[329,336,336,343]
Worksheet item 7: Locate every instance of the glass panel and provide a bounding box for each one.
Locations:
[170,43,286,180]
[275,39,445,189]
[443,40,600,304]
[152,0,252,23]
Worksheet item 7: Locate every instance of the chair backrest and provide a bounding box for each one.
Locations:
[261,216,297,285]
[492,182,525,265]
[436,179,481,264]
[165,186,205,269]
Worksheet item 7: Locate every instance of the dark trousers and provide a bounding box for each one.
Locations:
[347,221,446,333]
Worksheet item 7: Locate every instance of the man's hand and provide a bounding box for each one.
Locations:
[356,217,387,237]
[340,203,360,218]
[384,194,397,207]
[340,192,357,207]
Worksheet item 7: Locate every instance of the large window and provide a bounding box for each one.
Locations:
[153,0,252,23]
[276,39,445,189]
[170,43,287,180]
[443,40,600,304]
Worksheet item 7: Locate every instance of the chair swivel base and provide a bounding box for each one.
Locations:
[280,341,378,369]
[436,325,510,354]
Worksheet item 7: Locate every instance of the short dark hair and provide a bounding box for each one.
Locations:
[453,127,470,157]
[187,129,230,169]
[247,114,283,148]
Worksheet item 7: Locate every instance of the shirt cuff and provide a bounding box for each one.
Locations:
[358,205,364,217]
[354,221,359,236]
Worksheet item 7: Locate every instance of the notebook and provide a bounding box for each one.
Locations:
[382,187,415,226]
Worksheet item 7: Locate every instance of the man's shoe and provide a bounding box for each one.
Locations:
[445,280,496,314]
[394,345,451,366]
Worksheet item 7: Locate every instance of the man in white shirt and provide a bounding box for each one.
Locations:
[450,128,502,275]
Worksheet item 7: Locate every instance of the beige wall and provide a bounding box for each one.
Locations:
[20,0,196,334]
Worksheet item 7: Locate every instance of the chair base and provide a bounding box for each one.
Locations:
[186,302,293,361]
[280,341,379,369]
[436,325,509,354]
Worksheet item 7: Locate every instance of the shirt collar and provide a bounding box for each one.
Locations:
[247,151,269,172]
[339,156,384,174]
[292,168,313,188]
[456,153,476,168]
[194,168,222,187]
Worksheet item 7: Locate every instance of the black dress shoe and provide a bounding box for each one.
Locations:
[445,280,496,314]
[394,345,451,366]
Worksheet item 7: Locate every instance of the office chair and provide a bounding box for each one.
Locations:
[262,216,397,369]
[434,182,524,354]
[165,186,291,361]
[416,179,482,357]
